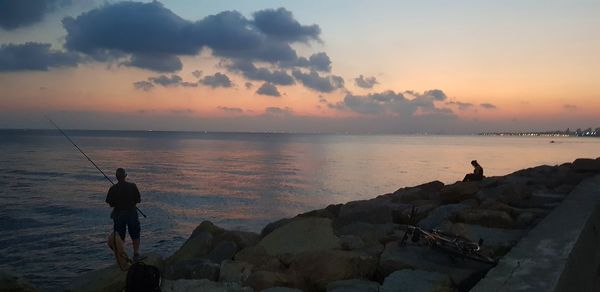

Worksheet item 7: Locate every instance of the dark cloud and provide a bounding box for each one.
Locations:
[0,0,71,30]
[265,106,293,115]
[446,101,474,110]
[135,74,199,89]
[424,89,447,101]
[480,103,497,109]
[133,81,154,91]
[228,60,294,85]
[291,70,344,93]
[63,2,193,56]
[149,74,183,87]
[252,8,320,42]
[123,53,182,72]
[327,102,346,110]
[563,104,577,110]
[306,52,331,72]
[342,90,455,116]
[0,42,79,71]
[284,52,331,72]
[244,82,253,89]
[217,106,244,113]
[199,72,233,88]
[354,75,378,89]
[62,2,320,72]
[256,82,281,97]
[192,70,203,78]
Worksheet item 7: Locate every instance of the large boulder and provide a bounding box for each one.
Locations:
[219,260,253,284]
[0,270,36,292]
[215,230,260,251]
[325,204,344,217]
[439,182,480,203]
[161,279,252,292]
[338,235,366,251]
[389,181,444,204]
[289,250,378,291]
[167,231,213,265]
[257,217,340,256]
[261,218,295,238]
[164,259,220,281]
[335,222,397,243]
[499,183,533,205]
[244,271,290,291]
[195,221,260,254]
[298,208,336,219]
[168,221,259,268]
[479,199,546,216]
[327,279,380,292]
[234,246,283,271]
[67,253,163,292]
[335,222,396,255]
[380,270,454,292]
[190,221,226,239]
[571,158,600,172]
[392,181,444,198]
[207,240,238,264]
[337,199,406,225]
[418,204,469,229]
[378,243,492,290]
[452,208,515,229]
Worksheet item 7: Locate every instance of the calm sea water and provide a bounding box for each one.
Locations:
[1,130,599,290]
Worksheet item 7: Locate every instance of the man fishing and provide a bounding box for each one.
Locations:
[106,168,143,261]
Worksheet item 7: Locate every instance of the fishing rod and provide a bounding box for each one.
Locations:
[46,117,147,218]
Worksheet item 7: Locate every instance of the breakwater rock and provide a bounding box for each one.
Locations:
[60,157,600,291]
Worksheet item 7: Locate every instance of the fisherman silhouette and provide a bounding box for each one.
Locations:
[106,168,144,261]
[463,160,484,182]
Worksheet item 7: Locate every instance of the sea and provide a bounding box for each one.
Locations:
[0,129,598,290]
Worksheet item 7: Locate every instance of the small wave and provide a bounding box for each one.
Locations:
[68,174,107,181]
[34,205,84,217]
[0,215,49,231]
[5,169,66,178]
[9,182,33,189]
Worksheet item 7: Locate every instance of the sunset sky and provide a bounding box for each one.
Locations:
[1,0,598,133]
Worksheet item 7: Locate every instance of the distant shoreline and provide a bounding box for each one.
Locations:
[479,132,600,138]
[1,128,599,137]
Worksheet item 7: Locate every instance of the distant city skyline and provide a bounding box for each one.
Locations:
[1,0,599,133]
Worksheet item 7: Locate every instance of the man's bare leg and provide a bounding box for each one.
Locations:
[132,238,140,256]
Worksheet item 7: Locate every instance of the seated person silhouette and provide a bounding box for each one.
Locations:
[463,160,484,182]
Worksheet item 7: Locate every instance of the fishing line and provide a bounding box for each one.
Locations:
[46,117,147,218]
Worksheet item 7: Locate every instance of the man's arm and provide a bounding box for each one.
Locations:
[106,186,115,207]
[133,183,141,204]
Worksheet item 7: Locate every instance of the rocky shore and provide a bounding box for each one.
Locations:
[6,158,600,292]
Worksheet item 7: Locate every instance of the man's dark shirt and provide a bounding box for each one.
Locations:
[473,166,484,180]
[106,181,141,211]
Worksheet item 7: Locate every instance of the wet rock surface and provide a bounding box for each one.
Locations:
[60,158,600,292]
[0,270,37,292]
[381,270,454,292]
[326,279,380,292]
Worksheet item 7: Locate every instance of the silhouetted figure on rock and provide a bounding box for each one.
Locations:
[463,160,484,182]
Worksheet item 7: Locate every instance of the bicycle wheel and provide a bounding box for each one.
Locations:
[435,239,496,265]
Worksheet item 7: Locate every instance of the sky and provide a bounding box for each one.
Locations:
[0,0,598,133]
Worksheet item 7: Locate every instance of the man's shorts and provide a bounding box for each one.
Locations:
[113,209,140,240]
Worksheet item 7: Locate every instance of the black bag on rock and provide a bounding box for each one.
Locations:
[126,262,161,292]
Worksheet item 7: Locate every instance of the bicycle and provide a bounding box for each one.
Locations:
[399,206,496,265]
